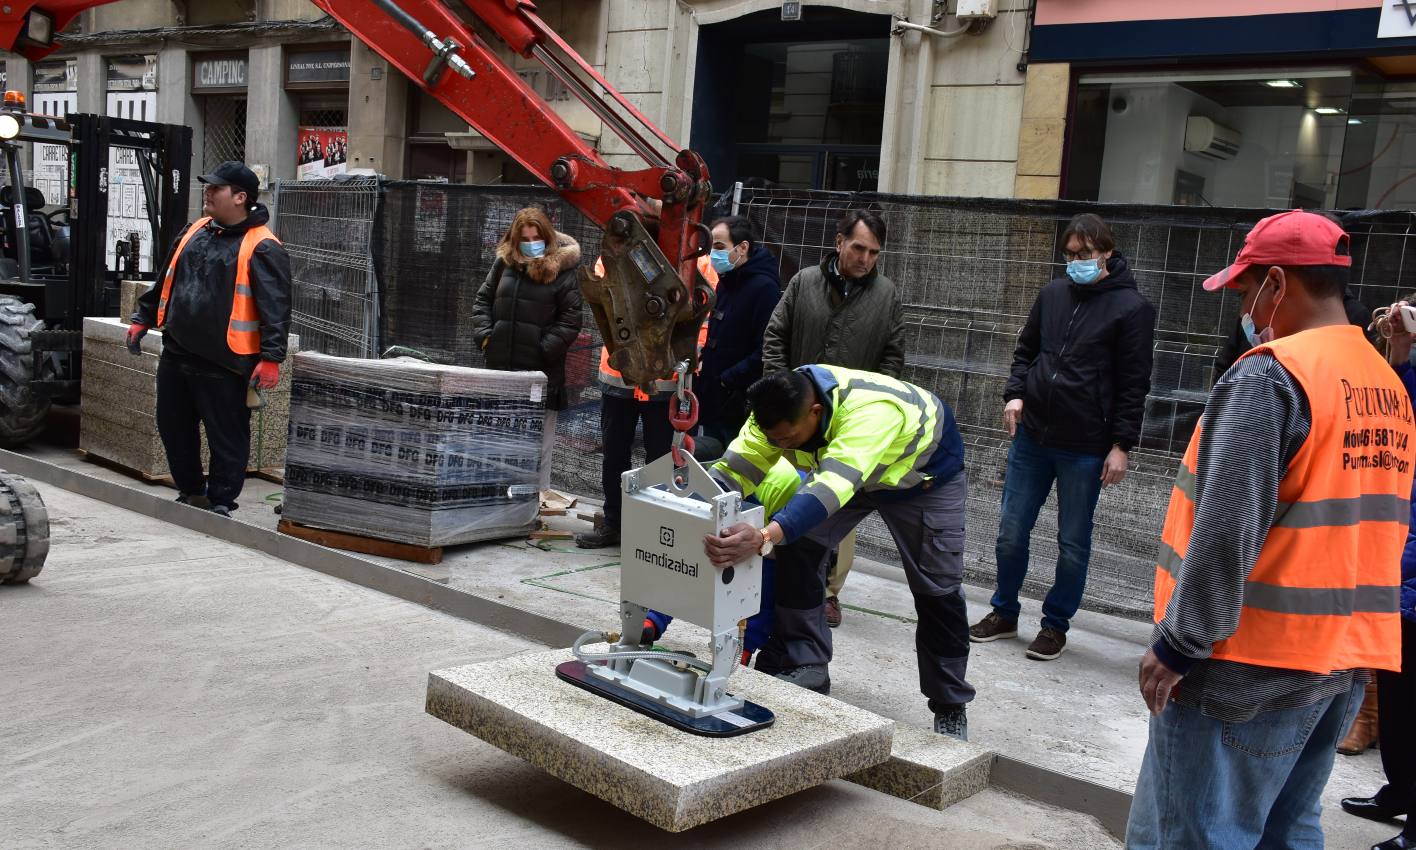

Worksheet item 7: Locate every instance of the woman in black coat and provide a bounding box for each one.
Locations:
[471,207,583,488]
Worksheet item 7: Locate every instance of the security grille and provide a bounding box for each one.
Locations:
[201,96,246,172]
[299,107,347,128]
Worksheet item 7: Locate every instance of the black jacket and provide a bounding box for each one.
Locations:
[1004,253,1156,454]
[698,245,782,428]
[470,233,583,410]
[134,203,292,376]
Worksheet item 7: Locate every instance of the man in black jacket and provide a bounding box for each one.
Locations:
[970,213,1156,660]
[128,161,292,516]
[698,215,781,450]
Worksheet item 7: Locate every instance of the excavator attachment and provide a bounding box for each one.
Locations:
[579,211,715,394]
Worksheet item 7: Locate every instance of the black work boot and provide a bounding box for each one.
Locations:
[176,492,210,510]
[575,518,620,549]
[933,704,969,741]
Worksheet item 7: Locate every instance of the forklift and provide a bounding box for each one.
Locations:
[0,90,191,446]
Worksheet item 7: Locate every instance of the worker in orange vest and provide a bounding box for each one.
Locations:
[1127,211,1414,849]
[129,161,292,517]
[575,253,716,548]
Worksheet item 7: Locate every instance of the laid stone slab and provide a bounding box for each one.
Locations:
[426,647,894,832]
[844,721,993,810]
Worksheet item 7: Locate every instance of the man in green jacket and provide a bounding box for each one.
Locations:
[703,365,974,739]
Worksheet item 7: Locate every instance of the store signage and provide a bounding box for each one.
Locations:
[106,54,158,91]
[287,48,350,86]
[34,58,76,92]
[1379,0,1416,38]
[193,55,247,90]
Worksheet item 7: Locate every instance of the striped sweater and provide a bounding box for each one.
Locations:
[1152,353,1359,722]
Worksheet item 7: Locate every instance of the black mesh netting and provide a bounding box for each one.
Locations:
[297,179,1416,621]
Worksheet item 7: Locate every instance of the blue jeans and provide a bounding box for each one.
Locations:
[1126,681,1364,850]
[990,429,1105,632]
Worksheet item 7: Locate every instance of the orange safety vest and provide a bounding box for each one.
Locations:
[595,254,717,400]
[156,215,280,356]
[1154,324,1412,674]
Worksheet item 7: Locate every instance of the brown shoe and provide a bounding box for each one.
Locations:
[969,611,1018,643]
[825,596,842,628]
[1337,678,1379,755]
[1026,627,1067,660]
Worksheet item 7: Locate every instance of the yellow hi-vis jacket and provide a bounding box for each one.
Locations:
[711,364,964,542]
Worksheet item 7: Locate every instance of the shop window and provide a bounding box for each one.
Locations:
[1064,70,1355,209]
[202,96,247,172]
[299,107,347,129]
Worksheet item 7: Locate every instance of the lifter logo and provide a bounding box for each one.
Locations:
[660,526,675,546]
[634,548,700,578]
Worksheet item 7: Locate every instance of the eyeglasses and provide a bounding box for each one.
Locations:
[1061,249,1102,262]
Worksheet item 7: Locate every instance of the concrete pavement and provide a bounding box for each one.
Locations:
[2,483,1121,848]
[7,439,1399,848]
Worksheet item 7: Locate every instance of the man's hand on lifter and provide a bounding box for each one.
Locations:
[705,521,782,567]
[250,360,279,390]
[1101,445,1129,486]
[1002,398,1023,437]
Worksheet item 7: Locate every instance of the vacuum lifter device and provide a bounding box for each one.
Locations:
[557,451,773,737]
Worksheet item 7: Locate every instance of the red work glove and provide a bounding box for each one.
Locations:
[250,359,279,389]
[125,322,148,355]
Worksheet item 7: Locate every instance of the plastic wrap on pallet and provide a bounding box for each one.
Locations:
[282,351,549,547]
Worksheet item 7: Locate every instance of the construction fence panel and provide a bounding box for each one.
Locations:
[733,188,1416,620]
[272,177,382,359]
[306,178,1416,622]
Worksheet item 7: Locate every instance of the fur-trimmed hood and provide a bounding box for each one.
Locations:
[496,233,581,284]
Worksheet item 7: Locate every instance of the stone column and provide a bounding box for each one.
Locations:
[77,51,104,116]
[245,44,297,186]
[347,41,407,178]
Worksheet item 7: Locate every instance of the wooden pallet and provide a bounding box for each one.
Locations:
[252,467,285,485]
[276,519,444,565]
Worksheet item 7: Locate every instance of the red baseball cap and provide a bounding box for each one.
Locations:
[1202,210,1352,291]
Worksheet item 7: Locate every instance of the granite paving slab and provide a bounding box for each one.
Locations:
[845,721,993,810]
[426,646,895,832]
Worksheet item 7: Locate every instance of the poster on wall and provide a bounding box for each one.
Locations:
[296,126,348,179]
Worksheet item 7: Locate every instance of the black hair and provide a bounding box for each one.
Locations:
[1060,213,1116,254]
[748,370,815,429]
[1239,264,1350,301]
[711,215,757,250]
[836,208,887,247]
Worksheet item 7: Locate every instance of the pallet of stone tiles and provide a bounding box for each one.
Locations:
[76,448,176,487]
[79,317,297,479]
[276,518,443,565]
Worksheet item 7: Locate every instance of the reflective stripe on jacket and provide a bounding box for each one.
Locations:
[595,254,717,400]
[156,215,280,356]
[1154,324,1413,674]
[711,364,964,542]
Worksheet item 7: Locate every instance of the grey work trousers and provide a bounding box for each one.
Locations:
[755,471,976,707]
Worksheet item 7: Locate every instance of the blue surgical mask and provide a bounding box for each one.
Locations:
[710,248,734,275]
[520,240,546,259]
[1066,258,1103,285]
[1240,279,1281,348]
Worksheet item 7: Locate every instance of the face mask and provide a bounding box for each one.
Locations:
[1066,258,1103,285]
[1240,279,1282,348]
[520,240,546,259]
[710,248,735,275]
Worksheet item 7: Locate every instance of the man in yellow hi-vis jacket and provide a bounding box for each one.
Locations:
[703,365,974,739]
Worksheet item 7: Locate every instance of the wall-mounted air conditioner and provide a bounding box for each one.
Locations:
[1184,116,1242,160]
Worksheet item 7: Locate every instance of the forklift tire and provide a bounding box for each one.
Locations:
[0,295,51,448]
[0,471,49,584]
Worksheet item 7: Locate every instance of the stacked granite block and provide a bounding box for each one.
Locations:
[282,352,549,547]
[79,317,297,478]
[119,279,153,322]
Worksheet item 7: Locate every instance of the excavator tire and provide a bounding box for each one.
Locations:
[0,295,50,448]
[0,471,48,584]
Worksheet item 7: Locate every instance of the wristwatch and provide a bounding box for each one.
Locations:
[758,527,774,557]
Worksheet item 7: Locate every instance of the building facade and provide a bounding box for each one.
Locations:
[2,0,1414,241]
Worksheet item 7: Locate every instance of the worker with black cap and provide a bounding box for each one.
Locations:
[128,160,292,516]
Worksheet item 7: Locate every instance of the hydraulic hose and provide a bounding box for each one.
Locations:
[571,629,713,673]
